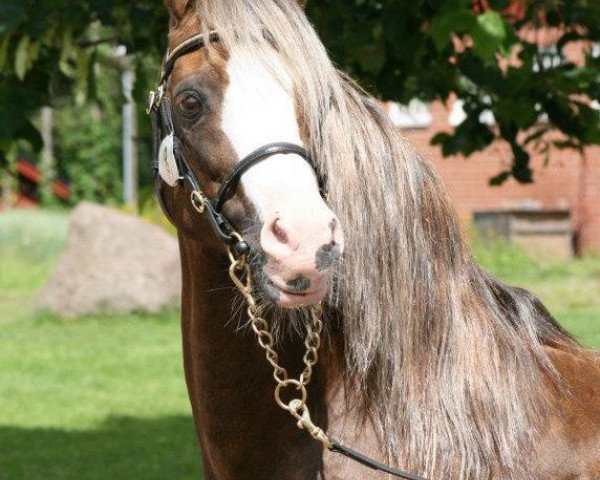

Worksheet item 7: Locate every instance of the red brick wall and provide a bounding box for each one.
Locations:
[403,100,600,253]
[579,152,600,252]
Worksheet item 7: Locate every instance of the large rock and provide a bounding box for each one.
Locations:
[36,202,181,318]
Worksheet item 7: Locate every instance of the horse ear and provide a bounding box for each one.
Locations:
[164,0,193,23]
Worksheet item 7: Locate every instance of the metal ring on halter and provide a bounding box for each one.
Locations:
[275,379,308,412]
[191,190,206,214]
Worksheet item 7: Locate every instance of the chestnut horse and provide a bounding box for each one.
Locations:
[153,0,600,478]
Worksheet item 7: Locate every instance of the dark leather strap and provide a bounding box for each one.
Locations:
[330,440,429,480]
[151,110,161,174]
[213,142,320,211]
[153,98,202,192]
[159,32,219,86]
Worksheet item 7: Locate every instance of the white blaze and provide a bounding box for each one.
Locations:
[221,51,319,219]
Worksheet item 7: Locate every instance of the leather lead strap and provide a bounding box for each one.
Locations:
[329,440,429,480]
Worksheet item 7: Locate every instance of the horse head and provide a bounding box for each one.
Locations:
[156,0,344,309]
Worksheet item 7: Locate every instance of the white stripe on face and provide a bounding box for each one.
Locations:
[220,51,319,219]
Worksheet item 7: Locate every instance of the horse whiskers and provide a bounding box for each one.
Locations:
[202,286,238,294]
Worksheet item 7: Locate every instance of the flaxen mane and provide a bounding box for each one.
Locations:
[194,1,582,477]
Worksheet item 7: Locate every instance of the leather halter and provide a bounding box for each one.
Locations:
[147,32,322,255]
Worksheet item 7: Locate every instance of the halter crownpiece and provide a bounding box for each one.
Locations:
[147,31,429,480]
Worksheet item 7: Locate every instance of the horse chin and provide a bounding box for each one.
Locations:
[247,247,331,309]
[259,273,329,309]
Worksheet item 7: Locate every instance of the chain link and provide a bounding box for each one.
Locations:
[227,246,331,449]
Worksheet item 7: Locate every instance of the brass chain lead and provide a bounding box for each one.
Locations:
[227,246,332,449]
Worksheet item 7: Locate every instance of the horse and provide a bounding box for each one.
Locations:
[152,0,600,478]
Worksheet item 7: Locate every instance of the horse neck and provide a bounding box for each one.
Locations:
[178,235,330,479]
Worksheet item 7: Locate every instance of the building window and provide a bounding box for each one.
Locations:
[449,98,495,127]
[533,44,565,72]
[384,99,433,129]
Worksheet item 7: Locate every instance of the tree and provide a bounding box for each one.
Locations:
[0,0,599,186]
[0,1,165,159]
[308,0,600,183]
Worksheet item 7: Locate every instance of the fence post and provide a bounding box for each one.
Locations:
[117,47,139,212]
[40,106,55,205]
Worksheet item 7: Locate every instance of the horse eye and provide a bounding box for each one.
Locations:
[177,93,204,118]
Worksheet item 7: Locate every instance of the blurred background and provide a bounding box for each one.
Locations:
[0,0,599,479]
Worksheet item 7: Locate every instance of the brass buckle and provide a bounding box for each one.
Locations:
[288,399,333,449]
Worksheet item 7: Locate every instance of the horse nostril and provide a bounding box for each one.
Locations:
[286,276,312,293]
[271,218,289,245]
[315,242,342,271]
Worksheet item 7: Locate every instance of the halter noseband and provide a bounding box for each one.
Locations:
[147,32,322,255]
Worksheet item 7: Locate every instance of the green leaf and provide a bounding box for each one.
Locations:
[76,49,91,85]
[471,11,507,60]
[58,27,76,77]
[477,12,506,41]
[431,132,460,157]
[14,35,30,80]
[430,7,474,51]
[489,171,510,186]
[0,33,11,71]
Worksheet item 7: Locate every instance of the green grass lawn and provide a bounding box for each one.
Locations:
[472,236,600,348]
[0,313,201,480]
[0,210,598,479]
[0,211,201,480]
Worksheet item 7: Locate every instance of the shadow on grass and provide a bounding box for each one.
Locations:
[0,415,203,480]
